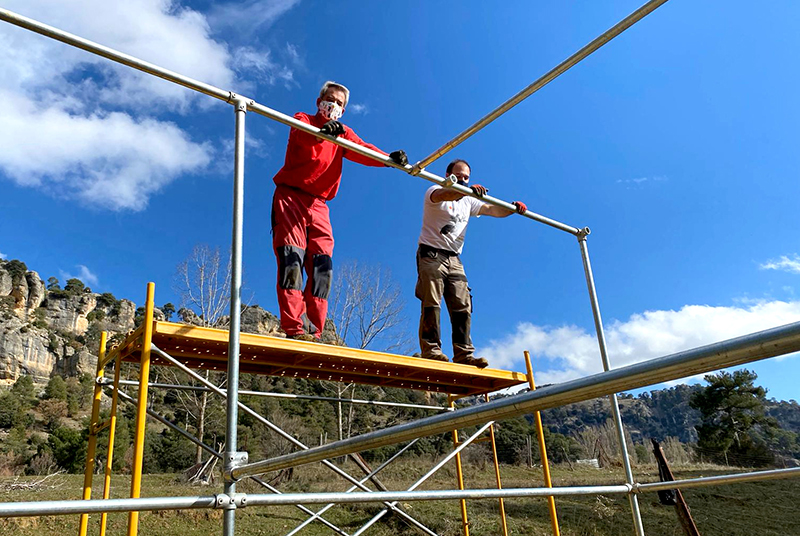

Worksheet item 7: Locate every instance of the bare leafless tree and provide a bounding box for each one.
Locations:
[175,244,231,328]
[326,260,413,443]
[172,244,233,464]
[328,260,412,352]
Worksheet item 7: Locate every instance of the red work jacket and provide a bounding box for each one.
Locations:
[272,112,387,200]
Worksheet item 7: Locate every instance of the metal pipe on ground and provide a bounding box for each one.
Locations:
[229,320,800,479]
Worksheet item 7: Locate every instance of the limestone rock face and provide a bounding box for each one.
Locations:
[44,292,97,336]
[241,306,282,336]
[0,266,11,296]
[0,258,298,385]
[25,272,46,311]
[0,318,54,384]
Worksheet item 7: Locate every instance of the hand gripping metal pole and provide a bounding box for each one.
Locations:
[577,232,645,536]
[222,96,247,536]
[229,319,800,477]
[150,344,437,536]
[411,0,670,173]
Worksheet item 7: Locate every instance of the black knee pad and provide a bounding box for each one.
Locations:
[451,311,472,346]
[277,245,304,290]
[311,254,333,299]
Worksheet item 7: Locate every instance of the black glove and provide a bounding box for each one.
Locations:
[470,184,488,196]
[388,150,408,166]
[319,120,345,137]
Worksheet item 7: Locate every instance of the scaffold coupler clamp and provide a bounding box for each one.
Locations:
[228,92,253,112]
[443,173,458,187]
[224,451,249,483]
[409,161,425,176]
[577,227,591,241]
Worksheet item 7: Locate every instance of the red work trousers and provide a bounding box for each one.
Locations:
[272,185,334,337]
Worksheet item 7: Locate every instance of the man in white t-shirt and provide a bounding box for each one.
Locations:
[415,159,527,368]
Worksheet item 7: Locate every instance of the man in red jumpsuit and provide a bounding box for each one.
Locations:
[272,81,407,341]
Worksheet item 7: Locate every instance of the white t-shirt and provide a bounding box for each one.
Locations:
[418,185,483,254]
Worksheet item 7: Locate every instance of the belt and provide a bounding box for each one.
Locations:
[418,244,459,258]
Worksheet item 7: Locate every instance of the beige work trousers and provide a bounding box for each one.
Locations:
[415,247,475,360]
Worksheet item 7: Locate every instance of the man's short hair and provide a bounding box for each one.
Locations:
[319,81,350,107]
[446,159,471,176]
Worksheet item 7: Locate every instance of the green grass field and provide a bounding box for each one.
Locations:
[1,461,798,536]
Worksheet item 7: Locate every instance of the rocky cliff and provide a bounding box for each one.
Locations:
[0,258,339,386]
[0,259,137,385]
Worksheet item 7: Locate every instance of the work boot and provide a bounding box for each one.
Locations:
[286,333,318,342]
[413,352,449,362]
[453,355,489,368]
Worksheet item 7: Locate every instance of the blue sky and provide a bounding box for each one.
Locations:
[1,1,799,402]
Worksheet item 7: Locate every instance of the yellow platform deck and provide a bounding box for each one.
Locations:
[107,321,527,396]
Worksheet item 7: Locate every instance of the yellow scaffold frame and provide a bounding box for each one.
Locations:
[78,283,562,536]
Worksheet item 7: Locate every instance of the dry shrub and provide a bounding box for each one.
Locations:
[661,436,693,465]
[0,451,26,476]
[28,451,58,475]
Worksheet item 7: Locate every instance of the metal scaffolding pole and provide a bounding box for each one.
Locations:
[6,465,800,519]
[222,94,247,536]
[0,8,583,239]
[150,344,437,536]
[411,0,670,172]
[127,283,155,536]
[577,234,645,536]
[635,466,800,492]
[114,380,450,412]
[228,320,800,478]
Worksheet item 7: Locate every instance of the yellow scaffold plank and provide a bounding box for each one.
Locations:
[115,321,527,397]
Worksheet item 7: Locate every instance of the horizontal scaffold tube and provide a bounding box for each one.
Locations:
[0,496,218,518]
[0,7,582,237]
[635,466,800,492]
[229,320,800,480]
[7,467,797,518]
[113,380,450,411]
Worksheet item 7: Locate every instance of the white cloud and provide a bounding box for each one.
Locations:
[760,254,800,275]
[232,46,295,88]
[208,0,301,37]
[0,89,210,211]
[60,264,99,287]
[616,176,667,187]
[0,251,6,260]
[349,103,369,115]
[479,300,800,385]
[0,0,295,211]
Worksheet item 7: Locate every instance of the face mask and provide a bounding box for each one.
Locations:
[318,100,343,121]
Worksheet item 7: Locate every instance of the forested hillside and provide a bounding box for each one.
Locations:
[1,255,800,477]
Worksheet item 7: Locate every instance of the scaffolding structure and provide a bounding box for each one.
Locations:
[1,2,800,536]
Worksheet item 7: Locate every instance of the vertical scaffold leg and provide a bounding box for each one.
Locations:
[524,351,561,536]
[449,395,470,536]
[127,283,156,536]
[78,331,108,536]
[485,394,509,536]
[100,354,122,536]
